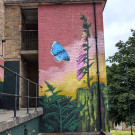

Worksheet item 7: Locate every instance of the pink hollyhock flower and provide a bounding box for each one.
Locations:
[76,62,84,69]
[76,30,88,81]
[81,36,86,41]
[76,54,86,64]
[81,40,87,44]
[77,72,85,81]
[81,46,87,51]
[82,34,87,38]
[82,32,87,37]
[80,43,84,47]
[80,42,87,48]
[81,32,87,40]
[79,49,85,55]
[76,69,82,76]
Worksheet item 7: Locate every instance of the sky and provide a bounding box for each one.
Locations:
[103,0,135,65]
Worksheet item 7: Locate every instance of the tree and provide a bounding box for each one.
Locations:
[107,30,135,124]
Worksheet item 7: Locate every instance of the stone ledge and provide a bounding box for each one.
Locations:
[38,131,112,135]
[4,0,107,8]
[0,107,43,133]
[4,0,106,3]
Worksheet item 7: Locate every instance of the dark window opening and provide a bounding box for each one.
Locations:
[21,9,38,50]
[20,9,38,108]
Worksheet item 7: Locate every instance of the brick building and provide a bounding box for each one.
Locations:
[0,0,4,53]
[109,121,135,131]
[0,0,108,133]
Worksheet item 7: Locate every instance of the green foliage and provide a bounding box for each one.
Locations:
[77,85,97,132]
[77,82,109,132]
[40,81,84,133]
[80,15,93,88]
[80,15,91,38]
[111,130,135,135]
[107,30,135,124]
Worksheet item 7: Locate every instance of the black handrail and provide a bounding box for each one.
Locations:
[0,92,42,98]
[0,64,43,117]
[0,65,42,87]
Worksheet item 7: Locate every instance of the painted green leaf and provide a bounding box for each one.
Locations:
[88,23,92,28]
[43,112,58,119]
[41,81,84,133]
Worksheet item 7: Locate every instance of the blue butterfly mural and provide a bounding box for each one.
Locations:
[51,41,70,62]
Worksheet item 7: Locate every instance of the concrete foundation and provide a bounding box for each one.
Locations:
[0,107,43,133]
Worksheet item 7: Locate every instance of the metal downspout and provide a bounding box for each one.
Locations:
[93,2,102,131]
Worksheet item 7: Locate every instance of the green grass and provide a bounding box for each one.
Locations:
[111,130,135,135]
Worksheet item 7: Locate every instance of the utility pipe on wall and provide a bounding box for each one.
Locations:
[93,2,102,131]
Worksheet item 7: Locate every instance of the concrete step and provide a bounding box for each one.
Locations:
[38,132,101,135]
[38,131,112,135]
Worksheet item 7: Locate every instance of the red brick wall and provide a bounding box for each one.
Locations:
[0,58,4,82]
[38,3,108,132]
[38,3,106,93]
[0,0,4,54]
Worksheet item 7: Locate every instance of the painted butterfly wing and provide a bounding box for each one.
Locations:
[51,41,70,62]
[54,51,70,62]
[51,41,65,56]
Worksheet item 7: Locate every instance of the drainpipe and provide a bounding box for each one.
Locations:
[93,2,102,131]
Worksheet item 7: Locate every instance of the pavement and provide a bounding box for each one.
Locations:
[0,108,43,133]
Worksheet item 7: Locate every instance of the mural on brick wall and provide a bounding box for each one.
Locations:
[38,4,109,132]
[0,58,4,108]
[0,59,4,83]
[51,41,70,62]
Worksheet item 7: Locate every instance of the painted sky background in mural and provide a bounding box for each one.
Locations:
[38,3,106,98]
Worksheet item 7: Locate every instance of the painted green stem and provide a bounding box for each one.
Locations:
[86,33,90,89]
[58,101,63,133]
[51,90,63,133]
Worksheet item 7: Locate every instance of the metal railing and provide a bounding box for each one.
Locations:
[21,30,38,50]
[0,64,42,117]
